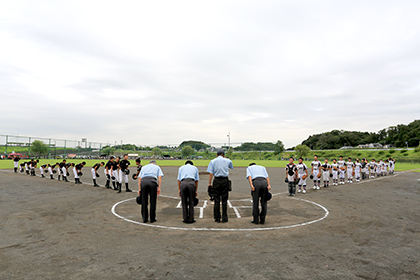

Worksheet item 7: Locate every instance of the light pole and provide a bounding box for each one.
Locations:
[227,132,230,150]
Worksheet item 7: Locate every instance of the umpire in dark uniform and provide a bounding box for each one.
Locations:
[207,149,234,223]
[177,160,199,223]
[137,160,164,223]
[246,163,271,224]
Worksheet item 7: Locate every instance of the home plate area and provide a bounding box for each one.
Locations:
[112,193,328,231]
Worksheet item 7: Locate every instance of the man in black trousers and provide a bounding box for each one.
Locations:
[207,150,234,223]
[246,163,271,224]
[137,160,164,223]
[177,160,199,223]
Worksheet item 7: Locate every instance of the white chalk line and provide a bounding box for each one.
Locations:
[227,200,241,218]
[111,195,330,232]
[199,200,208,219]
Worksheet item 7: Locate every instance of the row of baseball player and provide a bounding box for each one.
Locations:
[284,156,395,196]
[12,155,142,193]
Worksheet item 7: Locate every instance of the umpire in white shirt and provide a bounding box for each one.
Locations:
[138,160,164,223]
[207,149,234,223]
[246,163,271,225]
[177,160,199,224]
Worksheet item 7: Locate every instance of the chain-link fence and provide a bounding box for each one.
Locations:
[0,135,108,159]
[0,135,276,160]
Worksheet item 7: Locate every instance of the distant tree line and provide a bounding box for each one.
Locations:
[301,120,420,149]
[233,142,275,151]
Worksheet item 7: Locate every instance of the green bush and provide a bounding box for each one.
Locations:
[389,149,396,154]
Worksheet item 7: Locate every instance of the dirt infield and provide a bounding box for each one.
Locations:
[1,166,420,279]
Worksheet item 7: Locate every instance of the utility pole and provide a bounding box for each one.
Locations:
[227,132,230,149]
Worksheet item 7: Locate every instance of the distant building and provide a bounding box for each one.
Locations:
[368,143,383,148]
[357,143,384,149]
[339,146,354,150]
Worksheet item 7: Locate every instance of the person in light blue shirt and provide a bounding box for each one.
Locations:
[177,160,199,224]
[246,163,271,225]
[207,150,234,223]
[137,160,164,223]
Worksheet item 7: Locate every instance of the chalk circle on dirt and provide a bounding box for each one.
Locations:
[111,193,329,232]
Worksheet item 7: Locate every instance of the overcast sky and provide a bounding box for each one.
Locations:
[1,0,420,148]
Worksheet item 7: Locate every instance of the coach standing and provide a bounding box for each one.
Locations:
[246,163,271,224]
[207,150,233,223]
[177,160,199,224]
[138,160,164,223]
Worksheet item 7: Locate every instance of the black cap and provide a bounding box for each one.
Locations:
[136,195,142,205]
[217,149,225,156]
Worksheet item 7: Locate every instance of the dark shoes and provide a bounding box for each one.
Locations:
[183,220,196,224]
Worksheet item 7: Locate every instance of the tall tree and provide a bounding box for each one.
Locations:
[181,146,195,158]
[31,140,47,157]
[295,144,310,158]
[274,140,285,156]
[152,147,162,156]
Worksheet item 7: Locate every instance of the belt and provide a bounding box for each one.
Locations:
[252,177,267,182]
[181,178,195,181]
[215,176,228,179]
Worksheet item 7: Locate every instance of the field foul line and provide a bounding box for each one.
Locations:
[354,173,399,185]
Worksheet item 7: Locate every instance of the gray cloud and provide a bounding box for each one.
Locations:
[1,0,420,148]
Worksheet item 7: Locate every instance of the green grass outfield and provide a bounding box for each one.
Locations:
[2,159,420,172]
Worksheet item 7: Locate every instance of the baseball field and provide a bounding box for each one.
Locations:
[1,164,419,279]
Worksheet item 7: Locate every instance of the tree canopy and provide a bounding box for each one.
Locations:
[273,140,285,155]
[181,145,195,158]
[233,142,276,151]
[301,120,420,149]
[31,140,47,156]
[179,140,210,151]
[295,144,310,158]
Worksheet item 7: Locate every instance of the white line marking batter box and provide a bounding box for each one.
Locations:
[176,200,254,219]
